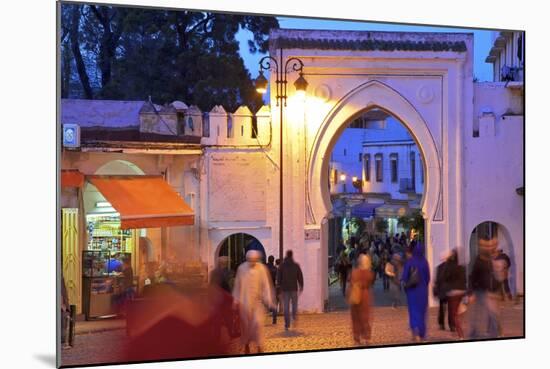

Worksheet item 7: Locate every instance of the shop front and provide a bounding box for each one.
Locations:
[62,171,195,319]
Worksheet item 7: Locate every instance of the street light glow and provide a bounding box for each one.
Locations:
[255,71,268,94]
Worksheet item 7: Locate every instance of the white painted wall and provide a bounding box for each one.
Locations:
[330,128,365,193]
[465,82,524,294]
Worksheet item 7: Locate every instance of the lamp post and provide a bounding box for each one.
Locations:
[255,49,308,262]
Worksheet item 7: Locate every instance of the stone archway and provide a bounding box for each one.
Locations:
[468,221,517,297]
[215,233,267,272]
[307,80,441,226]
[306,80,442,307]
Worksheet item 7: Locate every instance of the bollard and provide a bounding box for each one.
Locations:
[68,305,76,347]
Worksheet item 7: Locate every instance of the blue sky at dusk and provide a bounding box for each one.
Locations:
[237,16,494,82]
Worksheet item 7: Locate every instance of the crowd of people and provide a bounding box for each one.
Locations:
[332,231,514,345]
[119,232,516,358]
[210,249,304,353]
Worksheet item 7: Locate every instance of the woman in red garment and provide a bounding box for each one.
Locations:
[349,253,375,345]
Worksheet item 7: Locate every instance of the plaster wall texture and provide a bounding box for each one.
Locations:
[465,82,524,294]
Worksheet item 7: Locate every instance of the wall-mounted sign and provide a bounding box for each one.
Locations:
[63,123,80,148]
[305,228,320,240]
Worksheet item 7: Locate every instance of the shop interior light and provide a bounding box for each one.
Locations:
[96,201,112,208]
[86,212,120,218]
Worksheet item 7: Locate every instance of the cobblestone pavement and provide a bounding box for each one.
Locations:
[62,281,524,367]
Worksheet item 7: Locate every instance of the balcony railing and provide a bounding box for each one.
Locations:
[501,65,523,82]
[399,178,416,193]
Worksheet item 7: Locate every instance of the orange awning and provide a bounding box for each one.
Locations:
[61,170,85,188]
[88,175,194,229]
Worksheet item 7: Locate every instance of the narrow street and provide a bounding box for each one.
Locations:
[61,279,524,367]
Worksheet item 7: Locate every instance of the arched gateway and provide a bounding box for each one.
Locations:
[269,29,474,311]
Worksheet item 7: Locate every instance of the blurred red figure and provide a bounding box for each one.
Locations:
[348,254,375,345]
[124,283,239,362]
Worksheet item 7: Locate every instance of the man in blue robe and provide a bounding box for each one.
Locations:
[401,242,431,341]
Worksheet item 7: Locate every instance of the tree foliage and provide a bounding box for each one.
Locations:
[375,218,388,234]
[60,3,278,112]
[398,209,425,241]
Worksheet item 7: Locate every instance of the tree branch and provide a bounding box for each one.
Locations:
[69,6,93,99]
[186,14,214,35]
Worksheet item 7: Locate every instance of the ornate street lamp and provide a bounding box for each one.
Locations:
[256,50,308,261]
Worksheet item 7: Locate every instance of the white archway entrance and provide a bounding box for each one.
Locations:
[306,80,442,309]
[308,80,441,226]
[262,30,474,311]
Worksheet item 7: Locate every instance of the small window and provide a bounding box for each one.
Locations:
[375,153,383,182]
[343,149,347,156]
[241,125,244,137]
[202,113,210,138]
[359,153,362,162]
[251,116,258,139]
[390,153,398,183]
[227,115,233,138]
[364,154,371,182]
[177,112,185,135]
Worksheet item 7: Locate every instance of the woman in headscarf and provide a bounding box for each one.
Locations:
[232,250,275,354]
[348,253,375,345]
[401,242,430,342]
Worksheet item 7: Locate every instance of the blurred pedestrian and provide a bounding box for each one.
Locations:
[385,253,403,308]
[125,284,236,361]
[443,249,467,339]
[433,251,451,331]
[348,254,375,345]
[275,258,283,316]
[349,244,358,268]
[116,258,134,316]
[277,250,304,331]
[266,255,279,324]
[337,248,351,296]
[468,238,500,339]
[210,256,233,293]
[232,250,275,353]
[401,242,430,342]
[494,249,512,301]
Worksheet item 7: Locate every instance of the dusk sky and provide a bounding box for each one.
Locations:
[237,16,494,82]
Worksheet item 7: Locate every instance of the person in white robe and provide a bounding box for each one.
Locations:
[232,250,275,353]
